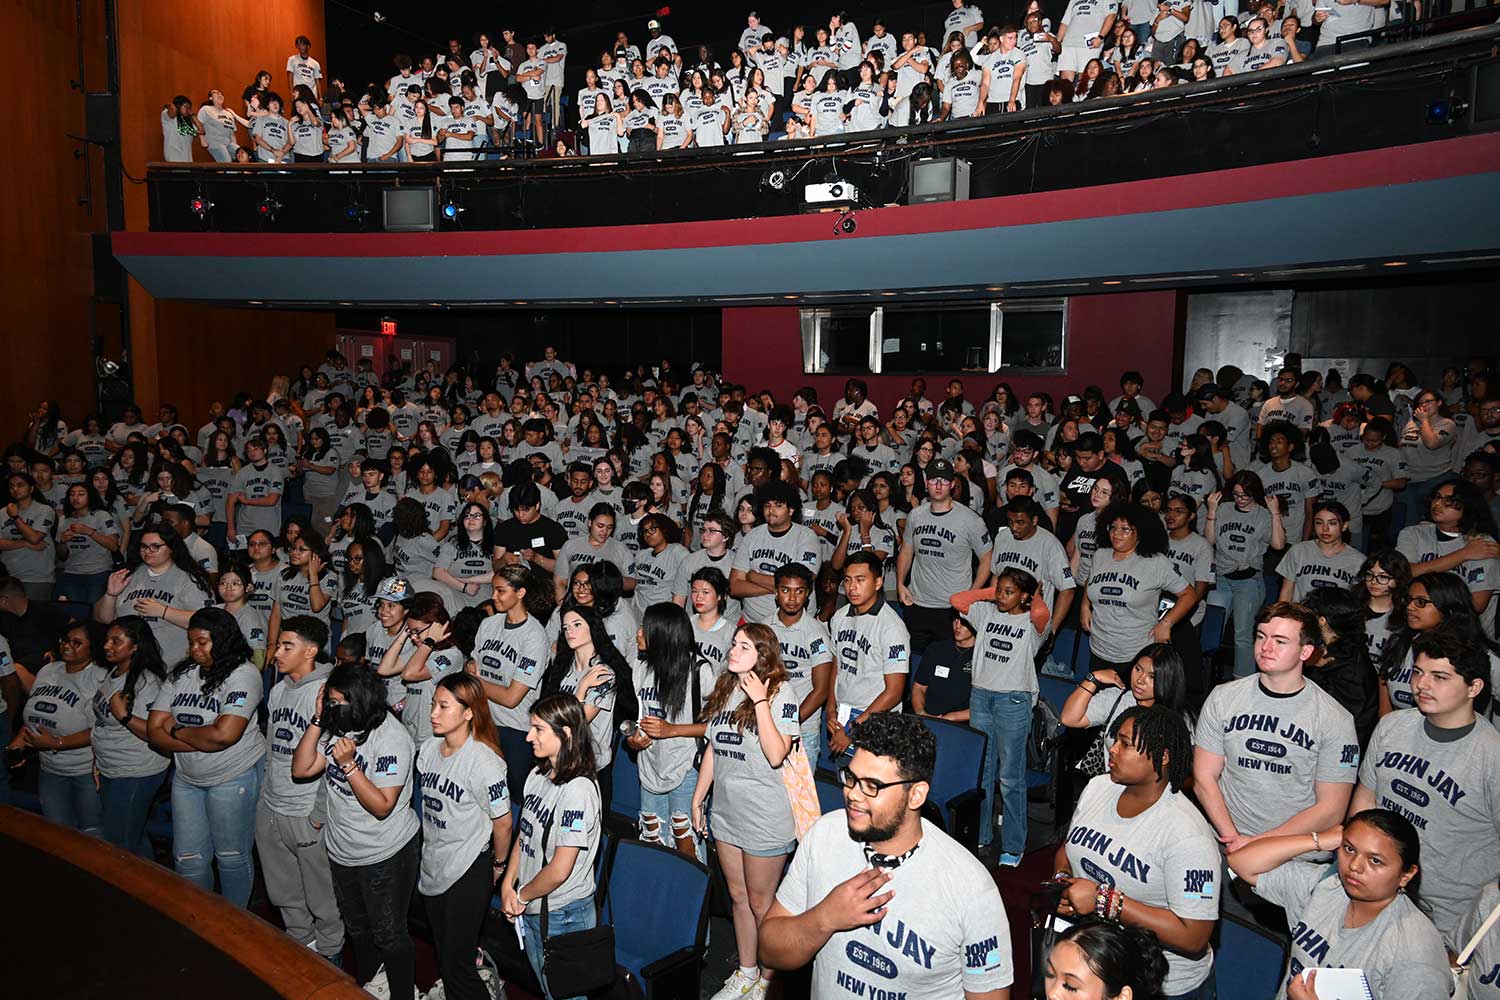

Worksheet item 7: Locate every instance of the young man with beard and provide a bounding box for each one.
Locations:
[760,713,1013,999]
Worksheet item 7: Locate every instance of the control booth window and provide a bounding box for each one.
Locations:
[801,298,1067,374]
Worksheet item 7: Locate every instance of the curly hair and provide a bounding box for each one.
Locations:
[1109,704,1191,792]
[850,712,936,785]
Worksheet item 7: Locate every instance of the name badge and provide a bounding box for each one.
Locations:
[934,665,951,678]
[531,537,546,548]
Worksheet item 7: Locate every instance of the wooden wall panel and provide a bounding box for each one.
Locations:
[0,1,108,441]
[114,0,333,422]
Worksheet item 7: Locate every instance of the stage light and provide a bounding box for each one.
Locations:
[189,194,212,220]
[344,200,368,222]
[372,11,387,23]
[441,200,464,222]
[256,194,281,221]
[1426,97,1466,126]
[761,168,787,192]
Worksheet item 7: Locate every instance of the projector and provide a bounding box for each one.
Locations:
[804,181,860,206]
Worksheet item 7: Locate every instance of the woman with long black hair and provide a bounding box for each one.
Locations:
[1229,809,1451,999]
[404,98,440,161]
[469,564,553,798]
[540,605,634,807]
[627,602,712,856]
[434,500,501,611]
[292,659,420,1000]
[1352,548,1410,664]
[93,615,170,855]
[296,425,342,529]
[1044,919,1169,1000]
[624,89,660,153]
[146,607,267,905]
[502,694,602,1000]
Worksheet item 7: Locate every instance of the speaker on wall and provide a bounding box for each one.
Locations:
[85,92,118,145]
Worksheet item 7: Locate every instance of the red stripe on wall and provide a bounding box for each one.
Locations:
[117,132,1500,260]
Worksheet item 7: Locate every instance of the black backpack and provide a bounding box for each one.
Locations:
[1027,696,1063,774]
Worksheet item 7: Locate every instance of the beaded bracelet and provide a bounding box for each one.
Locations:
[1094,884,1113,919]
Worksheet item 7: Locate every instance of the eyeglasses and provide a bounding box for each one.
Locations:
[1432,494,1463,508]
[571,580,593,590]
[138,542,168,552]
[838,768,918,797]
[1108,524,1137,534]
[1360,572,1395,585]
[1407,596,1434,609]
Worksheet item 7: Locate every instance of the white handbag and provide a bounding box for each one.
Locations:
[1452,897,1500,1000]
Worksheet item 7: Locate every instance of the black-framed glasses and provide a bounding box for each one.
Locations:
[138,542,168,552]
[838,767,918,797]
[1407,596,1434,609]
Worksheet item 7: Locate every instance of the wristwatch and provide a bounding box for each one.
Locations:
[422,638,438,649]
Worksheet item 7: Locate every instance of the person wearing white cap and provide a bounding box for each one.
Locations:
[646,19,677,64]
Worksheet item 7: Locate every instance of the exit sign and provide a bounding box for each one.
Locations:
[380,318,397,337]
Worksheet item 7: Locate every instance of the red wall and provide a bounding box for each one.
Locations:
[722,291,1185,411]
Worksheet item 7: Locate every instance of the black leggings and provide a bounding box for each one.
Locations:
[424,850,495,1000]
[628,129,656,153]
[330,834,420,1000]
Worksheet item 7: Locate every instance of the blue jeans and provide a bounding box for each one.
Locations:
[171,758,264,906]
[54,571,111,606]
[1215,576,1264,678]
[100,769,168,857]
[971,688,1032,855]
[39,769,103,836]
[639,771,697,847]
[522,895,598,1000]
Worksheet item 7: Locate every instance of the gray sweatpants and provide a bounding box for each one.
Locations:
[255,801,345,956]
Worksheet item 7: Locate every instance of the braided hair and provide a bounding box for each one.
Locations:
[1109,704,1191,792]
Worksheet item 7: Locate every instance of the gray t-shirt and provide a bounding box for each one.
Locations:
[671,548,742,623]
[634,657,716,794]
[91,668,169,779]
[1359,711,1500,948]
[271,567,339,626]
[417,735,509,895]
[1397,523,1500,636]
[24,662,106,776]
[1066,776,1220,994]
[1,500,57,582]
[319,712,421,866]
[631,543,690,613]
[1277,540,1365,602]
[363,620,416,708]
[967,601,1045,695]
[57,510,119,575]
[555,537,632,590]
[1247,461,1317,543]
[731,523,821,623]
[118,563,210,667]
[1085,551,1186,663]
[772,613,833,709]
[392,534,442,592]
[401,645,466,742]
[559,658,619,768]
[1455,882,1500,1000]
[471,614,548,733]
[515,770,601,912]
[902,503,991,608]
[828,600,911,718]
[261,664,332,817]
[152,661,266,787]
[437,540,495,610]
[1401,416,1458,483]
[776,813,1013,997]
[1167,531,1214,627]
[691,615,734,676]
[990,526,1075,610]
[1212,503,1274,576]
[230,463,285,536]
[1194,676,1359,839]
[1254,860,1451,1000]
[706,684,801,851]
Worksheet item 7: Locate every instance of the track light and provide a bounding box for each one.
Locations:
[189,193,212,220]
[760,168,787,192]
[344,200,369,222]
[256,193,281,221]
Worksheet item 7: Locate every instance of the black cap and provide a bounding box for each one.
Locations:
[927,459,958,481]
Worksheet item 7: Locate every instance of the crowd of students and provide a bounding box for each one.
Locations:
[3,344,1500,1000]
[159,0,1423,164]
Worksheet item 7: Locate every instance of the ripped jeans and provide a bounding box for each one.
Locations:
[639,770,698,854]
[171,758,265,907]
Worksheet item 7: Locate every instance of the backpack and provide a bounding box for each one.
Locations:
[1027,696,1064,774]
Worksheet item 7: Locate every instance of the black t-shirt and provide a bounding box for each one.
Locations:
[0,603,71,669]
[911,638,974,716]
[495,515,568,558]
[1058,469,1100,542]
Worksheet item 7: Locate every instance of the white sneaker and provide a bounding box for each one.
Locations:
[363,966,392,1000]
[477,966,505,1000]
[709,969,763,1000]
[749,977,771,999]
[424,981,445,1000]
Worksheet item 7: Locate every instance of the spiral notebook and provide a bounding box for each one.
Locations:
[1300,968,1373,1000]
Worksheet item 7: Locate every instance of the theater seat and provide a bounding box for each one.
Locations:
[816,772,845,815]
[600,839,712,999]
[917,717,986,850]
[1200,604,1227,656]
[607,734,642,838]
[1214,911,1287,1000]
